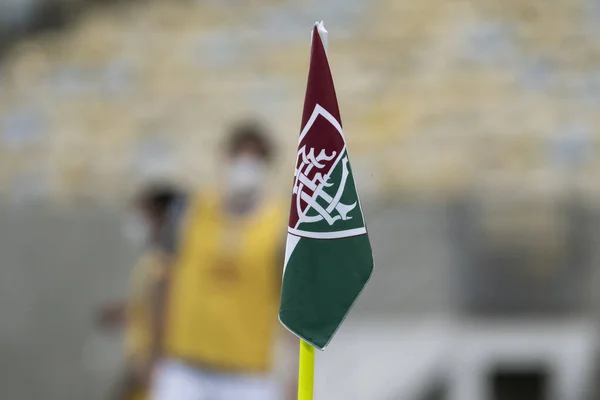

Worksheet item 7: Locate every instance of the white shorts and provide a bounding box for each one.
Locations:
[150,359,280,400]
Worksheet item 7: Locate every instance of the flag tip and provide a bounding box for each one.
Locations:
[312,21,328,52]
[314,21,327,34]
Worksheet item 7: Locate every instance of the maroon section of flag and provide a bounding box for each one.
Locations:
[289,27,346,230]
[301,27,341,127]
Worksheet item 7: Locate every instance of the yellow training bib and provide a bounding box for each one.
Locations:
[165,195,285,372]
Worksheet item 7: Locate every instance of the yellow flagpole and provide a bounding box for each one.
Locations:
[298,340,315,400]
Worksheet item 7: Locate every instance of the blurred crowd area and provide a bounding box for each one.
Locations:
[1,0,600,203]
[2,1,600,400]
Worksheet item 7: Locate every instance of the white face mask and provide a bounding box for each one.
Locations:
[225,156,266,197]
[122,212,150,247]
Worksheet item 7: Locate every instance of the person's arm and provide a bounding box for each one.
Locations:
[145,195,189,379]
[144,253,172,382]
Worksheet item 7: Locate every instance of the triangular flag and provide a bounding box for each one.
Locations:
[279,22,374,350]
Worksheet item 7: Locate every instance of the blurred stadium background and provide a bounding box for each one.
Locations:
[2,0,600,399]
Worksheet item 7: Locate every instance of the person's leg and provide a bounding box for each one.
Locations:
[150,360,212,400]
[215,373,279,400]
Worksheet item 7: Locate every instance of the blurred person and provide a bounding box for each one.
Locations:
[151,121,294,400]
[97,183,184,400]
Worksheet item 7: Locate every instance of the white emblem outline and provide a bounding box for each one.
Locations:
[289,104,367,240]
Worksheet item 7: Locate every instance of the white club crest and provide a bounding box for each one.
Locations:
[288,104,366,240]
[293,145,357,226]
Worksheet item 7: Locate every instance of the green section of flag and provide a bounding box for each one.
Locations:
[279,233,373,349]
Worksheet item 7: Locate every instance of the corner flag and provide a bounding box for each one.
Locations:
[279,22,374,351]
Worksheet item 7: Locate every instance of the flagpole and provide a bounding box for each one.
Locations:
[298,340,315,400]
